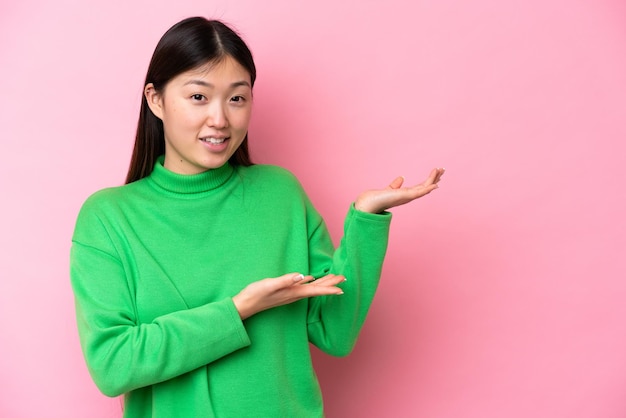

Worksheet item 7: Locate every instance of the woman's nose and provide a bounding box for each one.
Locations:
[206,102,228,129]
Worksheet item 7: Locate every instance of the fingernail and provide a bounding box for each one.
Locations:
[337,291,344,295]
[294,274,304,281]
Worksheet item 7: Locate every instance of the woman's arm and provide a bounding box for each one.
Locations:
[69,191,260,399]
[70,241,251,397]
[307,168,445,356]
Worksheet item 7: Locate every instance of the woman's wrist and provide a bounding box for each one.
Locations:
[354,199,381,214]
[232,293,253,320]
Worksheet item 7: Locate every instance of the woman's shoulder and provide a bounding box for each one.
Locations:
[77,180,146,216]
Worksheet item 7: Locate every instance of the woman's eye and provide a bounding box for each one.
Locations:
[230,95,245,103]
[191,94,205,101]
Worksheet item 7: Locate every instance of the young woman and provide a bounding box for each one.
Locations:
[70,17,444,418]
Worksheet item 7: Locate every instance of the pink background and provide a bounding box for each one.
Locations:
[1,0,625,417]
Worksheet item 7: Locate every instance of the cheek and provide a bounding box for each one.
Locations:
[165,107,204,130]
[231,110,252,132]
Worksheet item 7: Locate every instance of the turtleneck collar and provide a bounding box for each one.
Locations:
[148,156,235,195]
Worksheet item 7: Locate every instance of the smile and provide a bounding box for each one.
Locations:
[200,137,228,144]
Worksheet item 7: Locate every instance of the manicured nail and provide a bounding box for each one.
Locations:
[294,274,304,281]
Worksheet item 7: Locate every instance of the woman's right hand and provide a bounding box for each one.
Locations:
[232,273,346,320]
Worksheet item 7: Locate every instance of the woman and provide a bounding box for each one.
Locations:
[70,17,444,418]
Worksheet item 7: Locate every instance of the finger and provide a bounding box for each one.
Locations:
[406,182,438,198]
[273,273,316,293]
[280,273,311,287]
[276,273,315,288]
[291,273,305,282]
[310,274,346,286]
[388,176,404,189]
[296,275,316,285]
[296,284,344,297]
[422,168,440,186]
[433,167,445,183]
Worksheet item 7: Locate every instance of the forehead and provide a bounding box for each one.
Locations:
[176,56,251,86]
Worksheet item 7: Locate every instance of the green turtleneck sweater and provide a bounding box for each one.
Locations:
[70,158,391,418]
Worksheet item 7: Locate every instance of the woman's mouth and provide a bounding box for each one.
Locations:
[200,136,229,144]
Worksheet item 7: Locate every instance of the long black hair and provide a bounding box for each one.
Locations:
[125,17,256,184]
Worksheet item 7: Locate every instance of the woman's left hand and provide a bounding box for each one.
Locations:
[354,168,445,214]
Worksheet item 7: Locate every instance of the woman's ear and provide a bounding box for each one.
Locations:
[144,83,164,120]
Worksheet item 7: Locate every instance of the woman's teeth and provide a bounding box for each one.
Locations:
[201,137,226,144]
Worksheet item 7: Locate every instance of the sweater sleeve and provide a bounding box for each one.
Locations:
[306,204,391,357]
[70,205,251,397]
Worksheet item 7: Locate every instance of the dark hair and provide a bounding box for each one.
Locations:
[125,17,256,184]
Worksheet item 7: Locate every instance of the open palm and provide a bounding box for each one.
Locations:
[354,168,445,214]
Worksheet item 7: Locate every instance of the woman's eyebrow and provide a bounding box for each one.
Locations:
[183,80,251,88]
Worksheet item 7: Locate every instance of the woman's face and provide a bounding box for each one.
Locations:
[145,56,253,175]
